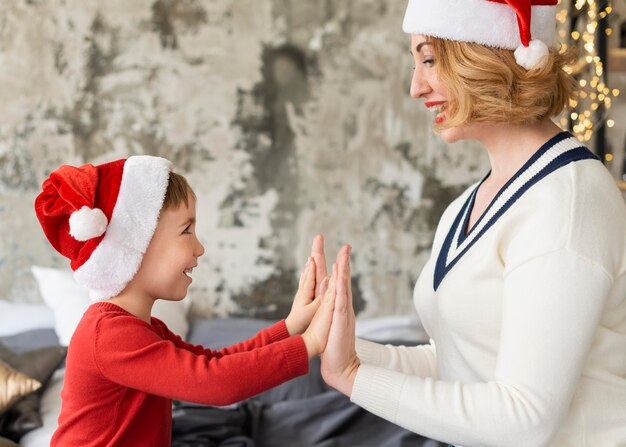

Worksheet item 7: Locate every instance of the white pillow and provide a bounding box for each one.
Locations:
[0,300,55,336]
[355,315,428,344]
[19,368,64,447]
[30,266,190,345]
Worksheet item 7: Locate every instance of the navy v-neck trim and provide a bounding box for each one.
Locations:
[458,131,571,245]
[434,132,598,291]
[457,173,487,246]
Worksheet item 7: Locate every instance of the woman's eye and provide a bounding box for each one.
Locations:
[423,58,435,66]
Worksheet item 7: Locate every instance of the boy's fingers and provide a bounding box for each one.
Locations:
[298,257,311,289]
[305,258,317,302]
[297,258,316,300]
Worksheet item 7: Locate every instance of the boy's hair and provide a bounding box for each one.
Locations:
[163,172,196,210]
[429,37,578,130]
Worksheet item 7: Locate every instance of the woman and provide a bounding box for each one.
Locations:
[313,0,626,446]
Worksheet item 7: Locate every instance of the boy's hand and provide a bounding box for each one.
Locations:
[285,257,329,336]
[301,261,338,358]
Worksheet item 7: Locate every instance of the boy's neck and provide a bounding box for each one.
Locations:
[106,290,155,324]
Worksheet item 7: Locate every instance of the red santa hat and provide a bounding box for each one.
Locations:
[34,156,173,301]
[402,0,558,70]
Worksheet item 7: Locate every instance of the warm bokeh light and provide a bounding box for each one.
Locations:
[557,0,617,150]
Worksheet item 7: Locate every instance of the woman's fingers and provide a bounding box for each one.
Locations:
[322,246,356,368]
[311,235,328,296]
[335,245,351,316]
[317,275,330,299]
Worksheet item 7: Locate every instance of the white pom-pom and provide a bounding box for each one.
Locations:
[514,40,549,70]
[69,206,108,241]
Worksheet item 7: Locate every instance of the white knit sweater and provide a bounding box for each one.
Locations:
[351,132,626,447]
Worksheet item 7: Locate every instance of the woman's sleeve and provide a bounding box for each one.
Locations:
[93,318,308,406]
[350,249,612,447]
[356,338,438,378]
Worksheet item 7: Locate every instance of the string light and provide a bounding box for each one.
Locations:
[557,0,619,153]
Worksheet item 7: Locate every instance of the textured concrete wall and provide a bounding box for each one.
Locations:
[1,0,496,319]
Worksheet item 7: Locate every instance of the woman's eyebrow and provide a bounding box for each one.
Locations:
[415,42,433,53]
[410,41,433,56]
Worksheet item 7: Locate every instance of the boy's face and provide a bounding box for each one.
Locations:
[131,193,205,301]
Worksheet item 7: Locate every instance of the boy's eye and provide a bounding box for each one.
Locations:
[182,225,191,234]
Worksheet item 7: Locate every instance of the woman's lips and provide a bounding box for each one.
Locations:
[425,101,447,124]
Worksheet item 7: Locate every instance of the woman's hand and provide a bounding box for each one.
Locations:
[310,234,329,297]
[320,245,360,397]
[285,257,329,336]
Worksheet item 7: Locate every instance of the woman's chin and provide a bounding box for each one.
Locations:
[439,127,464,144]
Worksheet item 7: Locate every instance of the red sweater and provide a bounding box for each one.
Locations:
[51,302,309,447]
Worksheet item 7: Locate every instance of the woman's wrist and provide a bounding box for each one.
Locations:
[342,358,360,397]
[326,357,361,397]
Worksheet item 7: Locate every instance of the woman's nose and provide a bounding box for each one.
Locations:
[410,68,430,99]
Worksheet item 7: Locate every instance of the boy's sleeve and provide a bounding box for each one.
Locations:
[93,316,308,406]
[159,319,291,357]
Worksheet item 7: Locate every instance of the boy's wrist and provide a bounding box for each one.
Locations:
[301,332,318,359]
[285,316,296,336]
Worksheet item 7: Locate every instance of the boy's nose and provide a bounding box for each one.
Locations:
[196,240,205,257]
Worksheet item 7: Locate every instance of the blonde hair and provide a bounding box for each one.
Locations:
[162,172,195,210]
[429,37,578,130]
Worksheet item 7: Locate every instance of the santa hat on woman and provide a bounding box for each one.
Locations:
[35,156,172,301]
[402,0,558,70]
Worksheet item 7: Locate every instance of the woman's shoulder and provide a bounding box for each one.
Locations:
[527,157,624,225]
[505,158,626,275]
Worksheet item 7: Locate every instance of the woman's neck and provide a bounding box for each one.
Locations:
[472,119,563,185]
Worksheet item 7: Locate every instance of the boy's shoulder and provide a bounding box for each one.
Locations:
[72,302,168,347]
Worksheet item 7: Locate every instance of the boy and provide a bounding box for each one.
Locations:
[34,156,343,446]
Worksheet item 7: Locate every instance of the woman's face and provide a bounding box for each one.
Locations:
[410,34,468,143]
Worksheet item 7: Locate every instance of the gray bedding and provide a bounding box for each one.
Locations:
[1,319,444,447]
[178,318,444,447]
